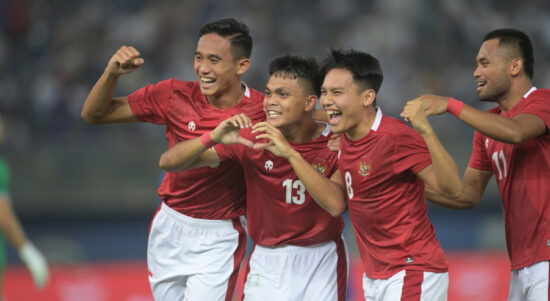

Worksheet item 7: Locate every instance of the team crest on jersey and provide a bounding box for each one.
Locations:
[311,158,328,175]
[358,160,372,177]
[188,121,196,131]
[265,160,274,171]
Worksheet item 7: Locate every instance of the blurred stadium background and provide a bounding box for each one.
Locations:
[1,0,550,300]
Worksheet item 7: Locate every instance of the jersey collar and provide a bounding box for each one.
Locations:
[523,86,536,99]
[371,107,383,132]
[241,82,250,98]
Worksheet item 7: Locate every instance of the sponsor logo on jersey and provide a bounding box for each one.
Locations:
[188,121,196,131]
[311,158,328,175]
[265,160,274,171]
[358,160,371,177]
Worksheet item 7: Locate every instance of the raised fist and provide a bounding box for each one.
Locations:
[106,46,145,75]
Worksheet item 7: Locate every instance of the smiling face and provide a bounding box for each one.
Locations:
[321,68,366,137]
[474,39,513,102]
[263,74,315,128]
[194,33,244,98]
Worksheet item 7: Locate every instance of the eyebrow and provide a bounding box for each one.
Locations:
[194,51,223,60]
[321,86,345,91]
[274,87,290,94]
[265,86,290,94]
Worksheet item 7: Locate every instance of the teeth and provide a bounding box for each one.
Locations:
[476,81,486,87]
[325,110,341,116]
[267,111,282,116]
[201,77,215,83]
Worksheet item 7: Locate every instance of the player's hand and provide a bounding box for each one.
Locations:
[401,99,433,135]
[402,94,449,116]
[251,122,296,159]
[211,114,254,147]
[106,46,145,75]
[19,241,50,289]
[327,133,340,152]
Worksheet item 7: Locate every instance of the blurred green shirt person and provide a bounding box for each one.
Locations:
[0,116,49,299]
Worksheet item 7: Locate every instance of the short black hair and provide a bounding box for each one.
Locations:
[484,28,534,79]
[269,55,322,97]
[321,49,383,94]
[199,18,253,60]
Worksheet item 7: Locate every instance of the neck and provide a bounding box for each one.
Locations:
[282,115,325,144]
[498,78,532,112]
[345,106,377,141]
[207,82,245,109]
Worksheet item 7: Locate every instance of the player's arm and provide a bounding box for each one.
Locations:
[456,103,545,144]
[159,114,254,172]
[410,94,547,144]
[159,136,222,172]
[0,196,49,289]
[252,122,347,217]
[402,99,462,199]
[81,46,144,124]
[288,154,347,217]
[0,196,27,249]
[425,167,492,209]
[313,109,329,122]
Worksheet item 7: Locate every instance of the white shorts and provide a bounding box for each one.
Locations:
[509,260,549,301]
[147,203,247,301]
[242,236,348,301]
[363,269,448,301]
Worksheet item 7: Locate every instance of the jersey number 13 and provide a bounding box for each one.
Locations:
[283,179,306,205]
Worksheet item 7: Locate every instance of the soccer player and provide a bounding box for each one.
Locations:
[81,19,264,300]
[0,115,49,297]
[266,49,463,300]
[407,28,550,301]
[159,55,348,300]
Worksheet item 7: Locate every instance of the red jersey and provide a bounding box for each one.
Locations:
[128,79,265,219]
[215,124,344,246]
[468,88,550,270]
[339,108,448,279]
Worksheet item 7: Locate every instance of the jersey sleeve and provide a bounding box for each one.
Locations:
[127,79,175,124]
[0,159,11,196]
[214,143,239,161]
[391,127,432,174]
[468,130,492,170]
[522,90,550,130]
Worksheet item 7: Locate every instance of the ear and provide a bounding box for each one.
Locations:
[236,58,251,75]
[304,95,318,112]
[509,57,523,77]
[361,89,376,107]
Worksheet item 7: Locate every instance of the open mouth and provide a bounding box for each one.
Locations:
[325,109,342,125]
[476,80,486,92]
[200,77,216,89]
[266,110,282,120]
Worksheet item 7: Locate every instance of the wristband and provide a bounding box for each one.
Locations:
[447,97,464,117]
[200,131,217,148]
[19,241,49,289]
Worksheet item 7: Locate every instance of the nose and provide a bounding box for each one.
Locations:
[264,97,278,108]
[196,61,211,75]
[473,65,481,78]
[320,94,332,108]
[263,94,276,109]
